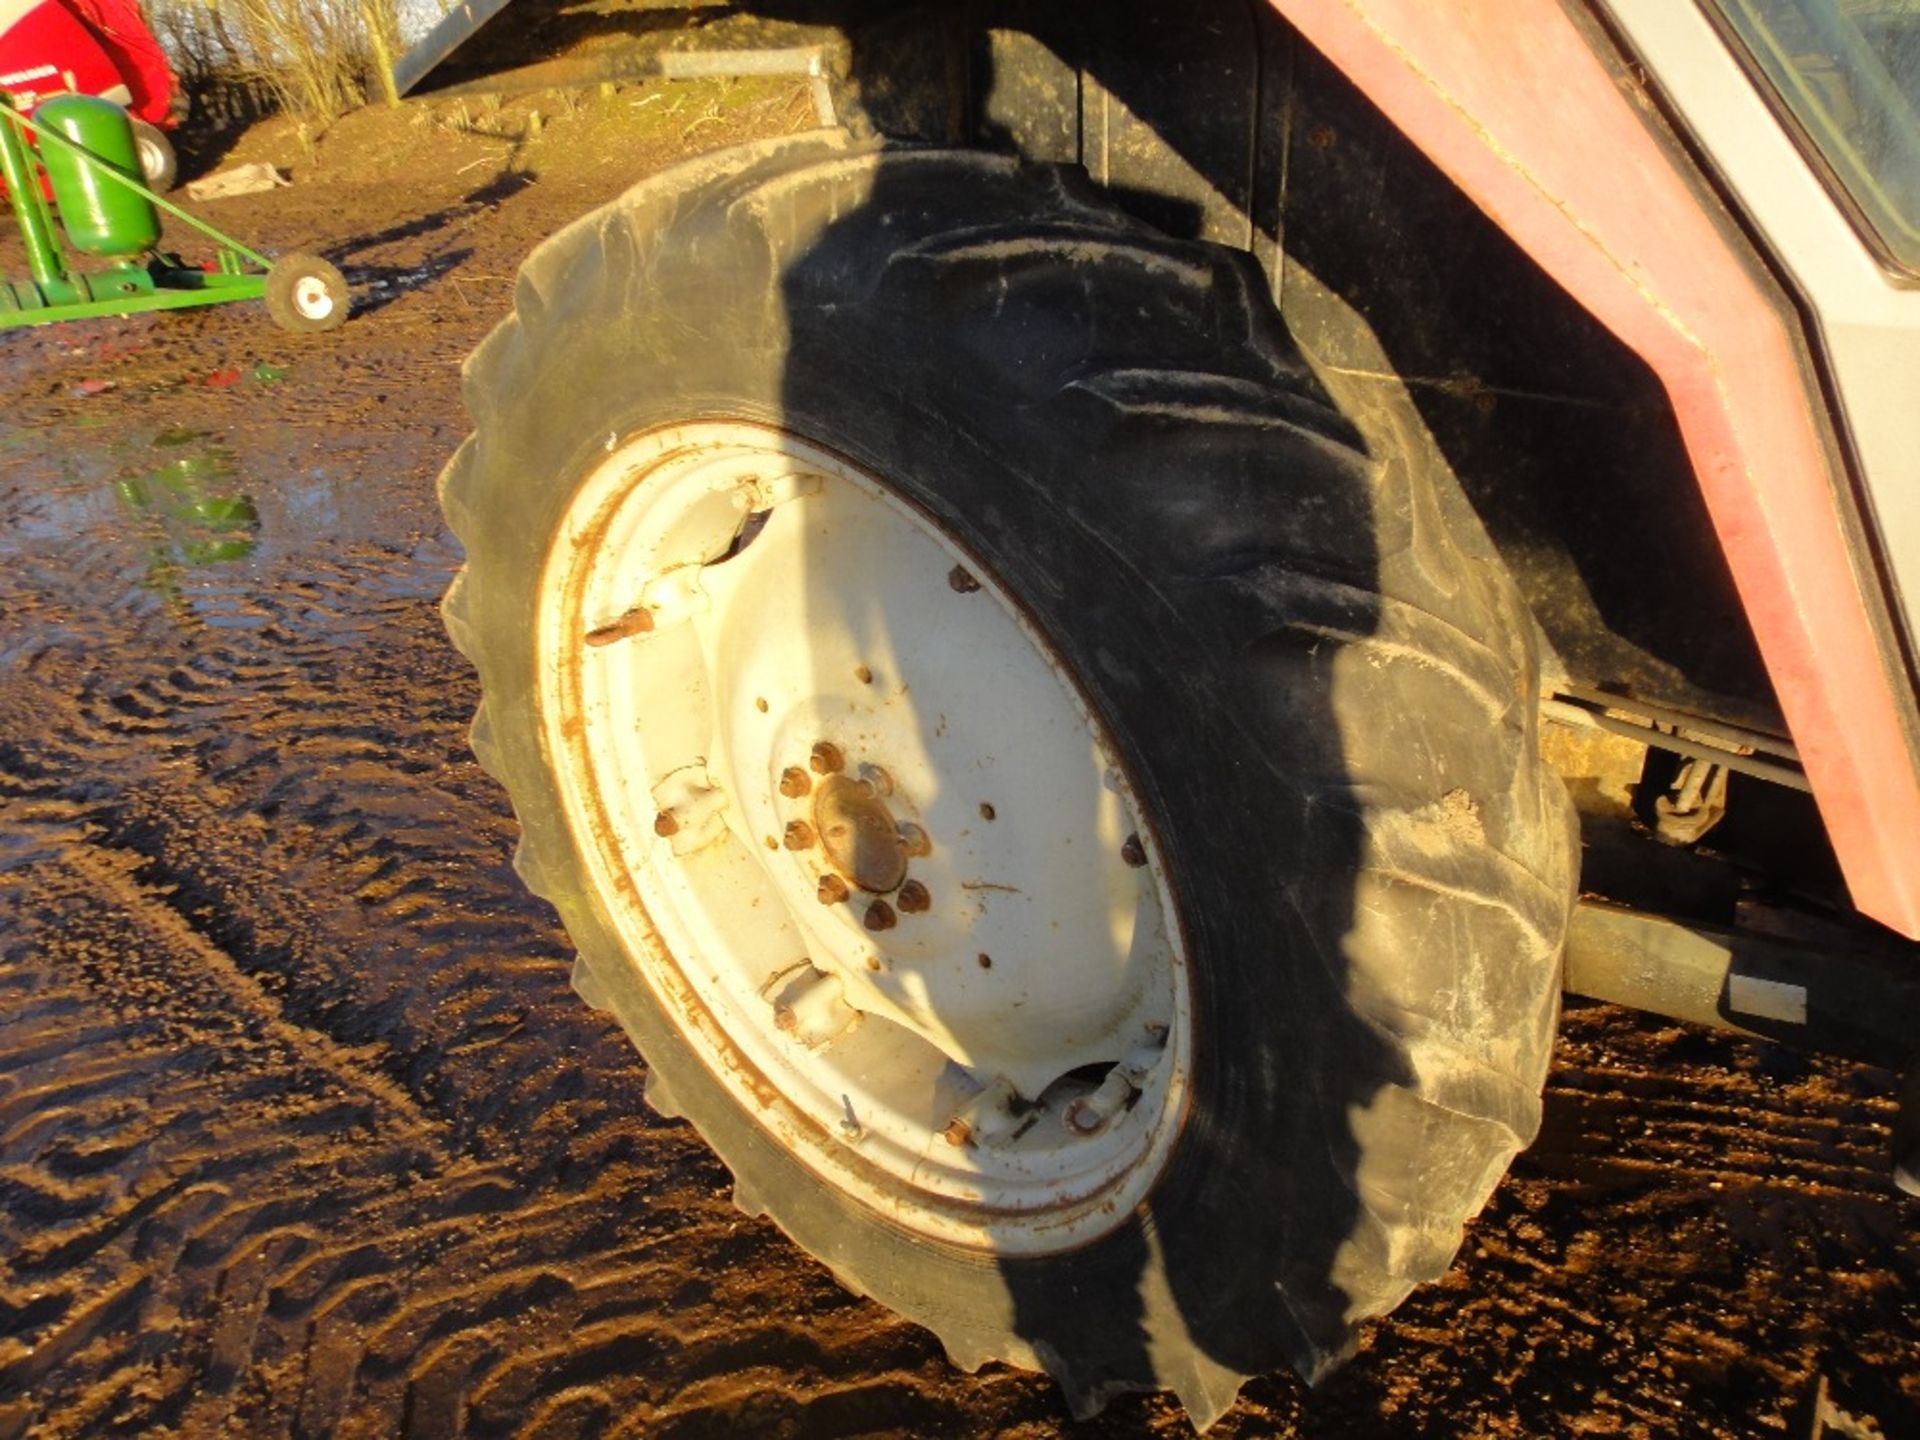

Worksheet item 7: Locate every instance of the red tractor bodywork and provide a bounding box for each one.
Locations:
[393,1,1920,944]
[1272,0,1920,941]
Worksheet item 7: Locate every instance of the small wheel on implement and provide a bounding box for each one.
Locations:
[265,253,349,334]
[129,119,176,192]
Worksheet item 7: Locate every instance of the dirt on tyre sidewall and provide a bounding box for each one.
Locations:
[441,130,1579,1425]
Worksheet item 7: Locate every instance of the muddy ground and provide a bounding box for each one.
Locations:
[0,82,1914,1440]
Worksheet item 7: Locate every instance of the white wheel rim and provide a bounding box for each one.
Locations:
[538,421,1191,1252]
[292,276,334,320]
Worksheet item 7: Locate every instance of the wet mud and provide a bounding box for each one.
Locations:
[0,86,1914,1438]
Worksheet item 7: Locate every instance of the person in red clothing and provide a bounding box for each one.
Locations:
[67,0,176,123]
[0,0,180,186]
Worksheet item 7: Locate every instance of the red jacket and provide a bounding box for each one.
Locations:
[0,0,176,126]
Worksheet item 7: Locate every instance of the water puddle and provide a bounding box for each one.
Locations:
[113,434,260,579]
[1,411,460,620]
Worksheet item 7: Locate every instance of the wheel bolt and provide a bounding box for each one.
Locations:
[941,1118,972,1147]
[897,879,930,913]
[898,822,931,857]
[1063,1098,1106,1136]
[817,874,850,905]
[810,741,845,775]
[863,899,897,931]
[653,811,680,837]
[584,605,654,646]
[779,765,811,798]
[1120,833,1147,868]
[783,820,815,851]
[858,762,894,796]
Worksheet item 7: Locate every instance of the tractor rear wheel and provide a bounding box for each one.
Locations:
[440,132,1578,1425]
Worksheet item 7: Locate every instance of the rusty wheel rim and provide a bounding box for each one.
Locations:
[537,420,1191,1252]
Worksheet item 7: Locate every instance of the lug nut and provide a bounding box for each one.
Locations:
[1061,1064,1143,1138]
[817,874,850,905]
[783,820,816,851]
[897,879,930,913]
[898,822,931,857]
[810,741,845,775]
[779,765,811,798]
[858,762,895,796]
[767,966,858,1048]
[863,899,897,931]
[941,1118,972,1147]
[649,766,728,853]
[1120,833,1147,868]
[1062,1098,1107,1136]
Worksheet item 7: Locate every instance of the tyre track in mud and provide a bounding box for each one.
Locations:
[0,90,1914,1439]
[1352,1006,1917,1438]
[0,425,1018,1438]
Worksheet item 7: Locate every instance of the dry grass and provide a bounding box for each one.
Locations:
[151,0,403,124]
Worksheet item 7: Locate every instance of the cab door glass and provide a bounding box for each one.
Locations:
[1705,0,1920,272]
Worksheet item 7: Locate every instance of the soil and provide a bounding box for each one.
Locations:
[0,81,1915,1440]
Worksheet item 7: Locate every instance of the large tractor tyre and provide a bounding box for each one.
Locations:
[441,131,1578,1426]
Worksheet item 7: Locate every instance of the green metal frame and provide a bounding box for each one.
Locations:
[0,93,271,329]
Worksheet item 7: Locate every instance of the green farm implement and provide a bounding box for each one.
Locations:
[0,91,347,333]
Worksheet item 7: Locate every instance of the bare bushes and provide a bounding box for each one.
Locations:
[151,0,403,123]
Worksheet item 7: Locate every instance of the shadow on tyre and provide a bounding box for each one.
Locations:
[760,13,1573,1425]
[775,153,1398,1422]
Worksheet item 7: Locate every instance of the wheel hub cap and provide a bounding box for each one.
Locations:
[295,278,332,318]
[810,769,908,893]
